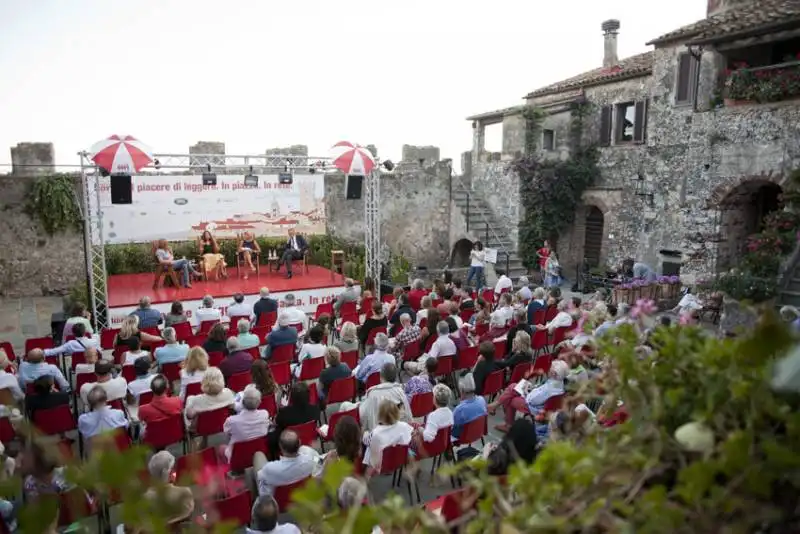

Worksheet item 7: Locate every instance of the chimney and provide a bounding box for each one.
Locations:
[602,19,620,68]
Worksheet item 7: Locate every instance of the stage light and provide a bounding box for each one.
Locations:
[202,164,217,186]
[279,172,293,184]
[382,159,395,172]
[153,158,161,170]
[244,165,258,187]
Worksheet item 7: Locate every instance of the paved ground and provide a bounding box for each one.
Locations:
[0,296,63,356]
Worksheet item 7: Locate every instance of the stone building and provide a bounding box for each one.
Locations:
[465,0,800,284]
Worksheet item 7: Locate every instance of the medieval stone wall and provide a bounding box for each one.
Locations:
[467,161,522,254]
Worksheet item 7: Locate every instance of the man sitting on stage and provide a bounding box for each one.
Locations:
[276,228,308,279]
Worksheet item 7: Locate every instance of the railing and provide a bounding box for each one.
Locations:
[456,180,511,274]
[724,59,800,104]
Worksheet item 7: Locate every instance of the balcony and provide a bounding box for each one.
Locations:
[721,58,800,107]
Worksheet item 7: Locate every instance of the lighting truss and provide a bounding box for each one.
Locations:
[364,169,382,281]
[141,153,332,174]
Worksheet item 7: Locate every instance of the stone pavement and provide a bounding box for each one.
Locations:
[0,296,63,356]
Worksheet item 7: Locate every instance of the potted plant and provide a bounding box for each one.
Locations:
[724,64,757,106]
[613,283,631,305]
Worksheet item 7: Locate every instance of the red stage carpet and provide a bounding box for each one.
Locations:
[106,265,347,325]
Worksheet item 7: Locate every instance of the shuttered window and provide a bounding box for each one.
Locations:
[599,106,612,146]
[633,100,648,143]
[675,53,698,105]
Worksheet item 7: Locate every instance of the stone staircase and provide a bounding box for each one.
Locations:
[452,188,528,282]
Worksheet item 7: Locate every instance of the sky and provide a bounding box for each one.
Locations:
[0,0,707,172]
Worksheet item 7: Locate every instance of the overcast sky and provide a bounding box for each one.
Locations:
[0,0,706,172]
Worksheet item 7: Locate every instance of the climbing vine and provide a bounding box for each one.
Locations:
[521,105,546,156]
[26,174,82,234]
[513,100,599,268]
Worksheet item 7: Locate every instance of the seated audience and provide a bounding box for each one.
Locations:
[138,374,183,427]
[62,301,94,339]
[0,351,22,404]
[389,294,416,335]
[21,440,83,504]
[227,293,253,320]
[505,308,533,355]
[273,294,308,333]
[293,325,327,379]
[407,279,427,311]
[495,293,514,325]
[78,385,129,440]
[478,312,510,344]
[412,383,454,453]
[115,315,161,350]
[452,374,488,439]
[79,360,127,405]
[268,382,320,457]
[472,298,492,327]
[195,295,222,326]
[358,363,411,433]
[154,327,189,366]
[321,415,361,472]
[179,347,209,400]
[499,330,534,371]
[255,430,318,496]
[517,276,533,302]
[535,299,573,333]
[223,387,270,461]
[123,336,151,366]
[405,321,456,375]
[234,359,279,412]
[184,367,235,426]
[416,296,434,327]
[446,316,470,351]
[526,287,548,324]
[130,296,163,329]
[419,309,441,340]
[472,341,502,396]
[18,349,69,392]
[236,319,260,350]
[334,322,360,354]
[202,323,229,356]
[363,400,413,473]
[390,313,422,358]
[249,495,301,534]
[25,375,71,419]
[126,356,155,404]
[74,346,101,375]
[264,313,299,359]
[253,287,278,326]
[494,269,513,296]
[359,300,388,348]
[485,419,538,476]
[45,322,99,358]
[355,334,394,384]
[219,337,254,380]
[142,451,195,528]
[404,357,437,400]
[333,278,359,315]
[163,300,188,328]
[318,346,351,401]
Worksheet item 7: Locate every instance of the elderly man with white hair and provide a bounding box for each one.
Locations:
[333,278,358,315]
[264,312,299,359]
[389,313,422,358]
[130,296,163,329]
[154,327,189,366]
[517,276,532,302]
[143,451,195,527]
[354,333,394,384]
[357,362,411,432]
[452,374,487,439]
[535,299,573,333]
[404,321,457,375]
[253,287,278,326]
[273,294,308,332]
[236,319,260,350]
[194,295,222,326]
[78,385,128,440]
[223,386,270,461]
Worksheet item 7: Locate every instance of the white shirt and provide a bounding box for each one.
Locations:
[179,369,207,400]
[427,335,457,359]
[80,377,128,405]
[44,337,100,357]
[422,407,454,442]
[518,286,532,301]
[470,249,485,268]
[224,409,270,460]
[124,350,151,366]
[545,311,573,333]
[415,308,429,326]
[127,375,156,400]
[227,302,254,320]
[194,307,222,327]
[0,371,23,403]
[256,447,320,497]
[494,275,513,295]
[272,307,308,332]
[364,421,413,469]
[293,343,327,378]
[74,363,95,375]
[495,305,514,326]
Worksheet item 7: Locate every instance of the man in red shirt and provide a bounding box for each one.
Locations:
[408,279,427,311]
[138,374,182,425]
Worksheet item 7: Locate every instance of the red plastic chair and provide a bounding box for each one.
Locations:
[531,330,549,355]
[228,316,250,331]
[175,446,218,483]
[418,426,453,484]
[142,413,186,452]
[75,372,97,393]
[138,390,154,406]
[33,404,77,436]
[57,487,99,529]
[458,309,474,324]
[325,376,356,405]
[307,382,320,405]
[25,336,54,352]
[193,406,230,439]
[376,444,420,503]
[314,302,333,321]
[120,365,136,383]
[543,394,565,413]
[269,361,291,386]
[492,340,507,360]
[474,322,489,338]
[205,490,253,528]
[509,362,533,384]
[289,323,305,336]
[172,321,194,341]
[544,306,558,322]
[297,356,325,381]
[208,351,225,367]
[0,418,15,444]
[185,381,202,398]
[252,326,269,345]
[229,436,269,472]
[365,326,387,346]
[551,326,568,347]
[185,334,206,348]
[287,420,318,447]
[481,370,504,400]
[419,318,428,332]
[228,371,251,393]
[381,294,394,304]
[402,342,421,362]
[423,334,436,353]
[340,350,358,369]
[259,393,277,416]
[99,329,119,351]
[69,351,87,371]
[318,406,360,445]
[532,354,553,376]
[452,414,487,447]
[410,392,434,420]
[359,298,374,316]
[456,345,479,371]
[338,301,357,318]
[435,355,455,381]
[271,344,295,364]
[481,289,494,305]
[140,326,161,338]
[161,361,182,383]
[111,346,127,365]
[533,309,546,325]
[274,477,310,511]
[199,319,220,335]
[365,371,381,390]
[256,311,278,328]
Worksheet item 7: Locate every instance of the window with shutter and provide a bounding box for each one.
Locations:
[599,106,612,146]
[633,100,648,143]
[675,53,697,105]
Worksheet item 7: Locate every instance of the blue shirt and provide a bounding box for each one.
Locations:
[525,379,564,415]
[78,407,129,439]
[130,308,162,329]
[264,327,298,358]
[154,343,189,365]
[18,361,70,391]
[452,396,487,438]
[526,299,546,324]
[355,350,394,382]
[594,321,616,338]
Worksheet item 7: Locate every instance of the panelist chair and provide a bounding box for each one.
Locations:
[152,240,180,289]
[235,233,261,279]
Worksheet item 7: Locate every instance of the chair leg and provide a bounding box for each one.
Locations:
[391,469,398,487]
[406,480,414,503]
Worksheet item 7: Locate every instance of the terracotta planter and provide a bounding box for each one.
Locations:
[659,283,671,300]
[724,98,754,107]
[613,288,629,305]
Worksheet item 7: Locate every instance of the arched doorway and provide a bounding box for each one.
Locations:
[450,239,473,268]
[583,206,604,268]
[716,181,783,272]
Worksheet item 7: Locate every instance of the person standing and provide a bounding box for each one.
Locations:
[536,240,551,281]
[277,228,308,279]
[466,241,485,290]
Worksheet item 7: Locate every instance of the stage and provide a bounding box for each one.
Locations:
[107,265,350,326]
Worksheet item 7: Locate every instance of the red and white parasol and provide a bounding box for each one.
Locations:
[89,135,153,174]
[330,141,376,175]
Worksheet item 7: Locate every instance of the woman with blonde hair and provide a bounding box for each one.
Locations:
[183,367,234,427]
[179,347,209,400]
[500,330,534,371]
[114,315,161,350]
[197,230,227,280]
[334,321,360,354]
[363,400,413,474]
[155,238,199,288]
[237,231,261,280]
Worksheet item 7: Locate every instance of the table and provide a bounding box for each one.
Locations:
[331,250,346,280]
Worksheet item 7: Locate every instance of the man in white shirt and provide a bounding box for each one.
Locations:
[227,293,254,321]
[247,495,301,534]
[44,323,99,360]
[535,299,573,333]
[194,295,222,327]
[517,276,533,302]
[358,363,412,432]
[404,321,457,375]
[354,334,394,383]
[272,294,308,333]
[254,430,317,497]
[495,293,514,325]
[80,360,128,406]
[78,386,129,440]
[224,387,270,461]
[494,270,513,296]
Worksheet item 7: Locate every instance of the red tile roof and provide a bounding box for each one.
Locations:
[523,52,653,99]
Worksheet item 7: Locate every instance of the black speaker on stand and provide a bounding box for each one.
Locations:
[110,174,133,204]
[346,175,363,199]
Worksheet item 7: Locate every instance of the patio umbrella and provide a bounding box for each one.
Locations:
[89,135,153,174]
[330,141,376,176]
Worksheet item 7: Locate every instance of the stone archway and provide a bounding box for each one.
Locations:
[450,238,474,268]
[716,180,783,272]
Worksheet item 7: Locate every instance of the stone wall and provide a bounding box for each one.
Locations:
[325,161,453,269]
[10,142,55,177]
[467,161,521,253]
[0,175,86,298]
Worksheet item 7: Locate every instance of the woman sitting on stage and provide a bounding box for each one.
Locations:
[197,231,227,280]
[237,231,261,280]
[156,239,200,288]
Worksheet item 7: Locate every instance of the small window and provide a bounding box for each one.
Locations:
[542,129,555,151]
[615,103,636,143]
[675,53,699,105]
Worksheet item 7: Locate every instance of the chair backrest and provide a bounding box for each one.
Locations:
[551,327,568,346]
[359,298,374,316]
[326,407,360,440]
[532,354,553,375]
[340,350,358,369]
[228,372,251,393]
[274,477,310,511]
[269,361,291,386]
[185,381,203,398]
[365,372,381,390]
[99,329,119,351]
[509,362,533,384]
[140,326,161,338]
[459,309,474,323]
[543,394,565,413]
[287,420,317,447]
[69,351,87,370]
[138,390,154,406]
[457,415,488,445]
[175,446,218,484]
[0,342,15,362]
[172,321,194,341]
[326,376,356,404]
[252,326,270,345]
[228,316,250,331]
[75,372,98,392]
[533,309,546,326]
[271,343,295,363]
[423,334,436,353]
[120,365,136,383]
[402,342,421,362]
[25,336,54,352]
[289,323,305,335]
[435,355,455,376]
[410,391,434,419]
[143,413,185,449]
[492,340,507,360]
[199,319,220,334]
[195,406,230,437]
[365,326,387,346]
[531,330,549,352]
[378,444,411,475]
[314,302,333,320]
[112,346,127,365]
[57,487,95,527]
[421,425,452,458]
[0,417,15,444]
[544,306,558,322]
[258,393,277,416]
[229,436,269,472]
[339,301,357,317]
[161,362,182,382]
[256,311,278,328]
[457,345,479,370]
[419,318,428,331]
[481,289,495,305]
[474,322,489,337]
[298,356,325,381]
[481,370,505,397]
[439,488,478,523]
[33,404,77,435]
[212,489,253,527]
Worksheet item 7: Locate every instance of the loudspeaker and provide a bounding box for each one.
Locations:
[346,175,363,199]
[110,175,132,204]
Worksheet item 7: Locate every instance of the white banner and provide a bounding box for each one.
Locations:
[107,285,360,327]
[90,173,326,243]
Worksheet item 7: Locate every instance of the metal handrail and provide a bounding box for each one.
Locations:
[455,178,512,274]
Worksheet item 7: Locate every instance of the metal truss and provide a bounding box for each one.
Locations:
[139,153,333,174]
[364,169,382,280]
[79,153,111,330]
